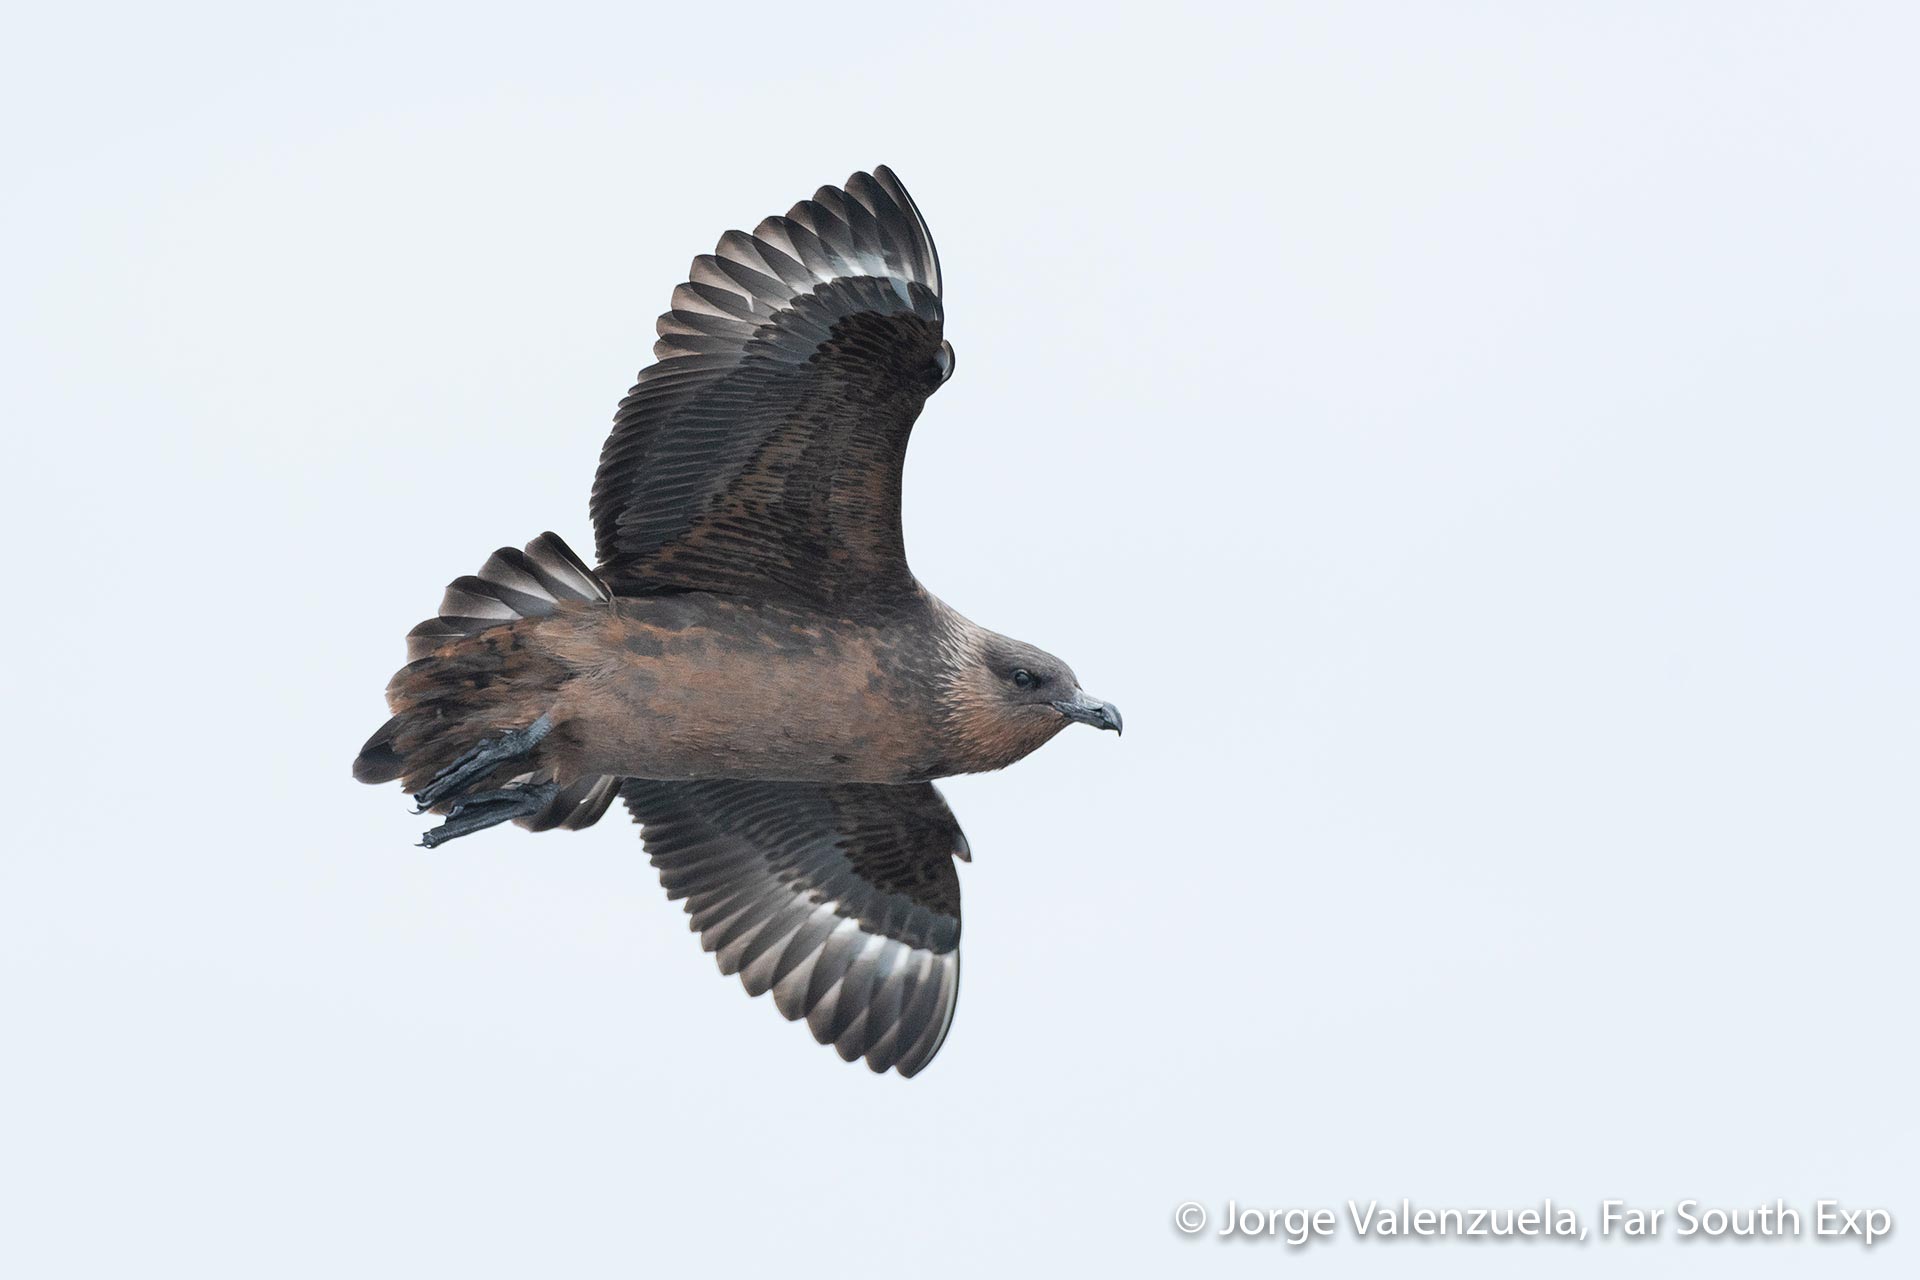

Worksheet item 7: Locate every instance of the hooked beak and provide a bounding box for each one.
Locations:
[1052,690,1123,736]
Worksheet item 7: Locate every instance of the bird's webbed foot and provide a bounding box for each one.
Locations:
[418,780,558,848]
[411,715,554,813]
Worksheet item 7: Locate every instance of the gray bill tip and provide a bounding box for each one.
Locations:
[1054,693,1123,735]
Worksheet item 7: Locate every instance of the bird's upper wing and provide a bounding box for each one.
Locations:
[591,167,946,606]
[622,779,964,1078]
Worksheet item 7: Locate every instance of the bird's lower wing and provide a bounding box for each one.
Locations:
[622,779,966,1078]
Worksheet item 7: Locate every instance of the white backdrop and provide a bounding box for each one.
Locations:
[4,3,1914,1276]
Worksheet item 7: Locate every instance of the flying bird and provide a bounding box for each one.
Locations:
[354,167,1120,1077]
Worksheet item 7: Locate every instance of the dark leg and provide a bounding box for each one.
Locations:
[419,780,558,849]
[412,715,554,812]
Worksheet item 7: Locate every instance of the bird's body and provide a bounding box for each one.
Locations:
[355,167,1117,1076]
[373,587,1075,787]
[542,591,961,784]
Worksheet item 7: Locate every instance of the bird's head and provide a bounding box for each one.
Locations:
[938,629,1121,772]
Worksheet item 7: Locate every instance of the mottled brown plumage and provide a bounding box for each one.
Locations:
[354,167,1118,1076]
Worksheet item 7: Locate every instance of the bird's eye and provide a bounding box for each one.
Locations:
[1011,669,1037,691]
[930,340,956,386]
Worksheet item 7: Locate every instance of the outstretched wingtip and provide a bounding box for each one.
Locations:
[863,165,942,299]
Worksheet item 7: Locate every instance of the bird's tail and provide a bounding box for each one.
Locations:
[353,532,621,836]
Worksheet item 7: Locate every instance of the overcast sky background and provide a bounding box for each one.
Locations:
[4,3,1915,1276]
